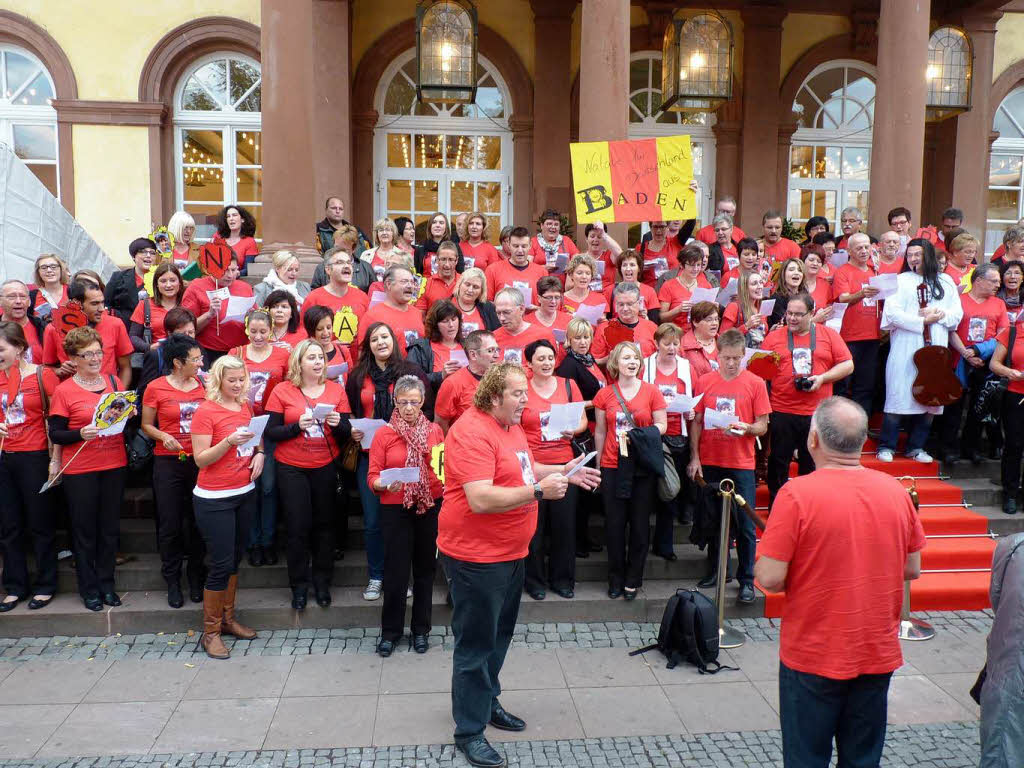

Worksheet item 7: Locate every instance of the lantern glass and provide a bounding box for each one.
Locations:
[416,0,478,105]
[661,10,733,113]
[926,26,972,122]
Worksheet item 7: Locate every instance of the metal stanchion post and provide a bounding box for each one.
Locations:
[896,476,935,642]
[715,479,746,649]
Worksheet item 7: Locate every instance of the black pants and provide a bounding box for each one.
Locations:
[655,442,690,553]
[702,466,756,586]
[768,412,815,507]
[941,366,1000,458]
[193,490,255,591]
[575,488,602,550]
[153,456,205,588]
[838,340,879,416]
[0,451,57,597]
[63,468,126,599]
[277,461,336,590]
[525,485,577,592]
[1001,393,1024,495]
[442,554,523,743]
[381,500,439,641]
[601,466,656,590]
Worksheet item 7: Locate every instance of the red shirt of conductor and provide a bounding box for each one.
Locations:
[437,361,600,768]
[754,396,926,768]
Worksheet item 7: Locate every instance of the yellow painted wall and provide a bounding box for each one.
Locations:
[780,13,851,85]
[72,126,152,266]
[13,1,259,100]
[994,13,1024,85]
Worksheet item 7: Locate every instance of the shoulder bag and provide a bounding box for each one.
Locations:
[611,383,678,500]
[564,378,595,458]
[129,298,152,369]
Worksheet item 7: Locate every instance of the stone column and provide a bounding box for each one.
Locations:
[712,120,741,213]
[776,122,798,215]
[312,0,351,215]
[510,117,535,226]
[867,0,930,235]
[531,0,576,220]
[952,11,1002,241]
[351,110,378,235]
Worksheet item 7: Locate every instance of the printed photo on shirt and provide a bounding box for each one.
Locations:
[539,411,559,442]
[646,258,669,278]
[615,410,630,437]
[1,393,26,426]
[373,264,386,282]
[22,347,33,363]
[303,407,325,439]
[967,316,987,343]
[178,400,200,434]
[658,384,678,401]
[249,371,271,406]
[512,281,531,306]
[462,322,479,334]
[403,329,421,348]
[504,348,523,364]
[715,396,736,417]
[726,256,740,271]
[463,256,476,270]
[792,348,813,376]
[516,450,536,486]
[237,444,255,459]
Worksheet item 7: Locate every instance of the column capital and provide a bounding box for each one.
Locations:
[850,8,878,55]
[740,3,785,31]
[712,120,741,144]
[509,116,534,134]
[352,110,378,131]
[531,0,576,20]
[960,11,1003,36]
[778,121,798,145]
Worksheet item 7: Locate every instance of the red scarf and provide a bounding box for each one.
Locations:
[388,408,434,514]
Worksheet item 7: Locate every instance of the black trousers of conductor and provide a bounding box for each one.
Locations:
[153,455,205,590]
[442,554,523,744]
[601,466,656,591]
[838,340,879,417]
[767,412,815,507]
[380,500,440,642]
[277,461,336,590]
[193,490,255,591]
[1001,393,1024,497]
[525,485,578,593]
[62,468,126,599]
[0,450,58,597]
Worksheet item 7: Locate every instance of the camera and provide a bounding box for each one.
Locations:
[794,376,814,391]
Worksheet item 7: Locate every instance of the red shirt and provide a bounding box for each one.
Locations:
[562,290,608,318]
[492,322,557,366]
[759,468,926,679]
[524,311,572,351]
[649,363,691,437]
[996,324,1024,394]
[520,377,583,463]
[415,275,458,312]
[591,318,658,360]
[233,345,289,414]
[264,380,351,469]
[957,294,1008,354]
[49,375,128,474]
[681,331,719,382]
[324,342,354,384]
[33,285,68,310]
[16,318,44,365]
[460,240,499,272]
[357,302,425,356]
[604,283,659,320]
[181,277,254,352]
[430,341,461,373]
[761,325,852,415]
[592,382,667,469]
[694,370,771,470]
[764,237,802,263]
[367,421,445,504]
[301,285,370,345]
[191,400,256,493]
[459,305,486,335]
[437,406,539,562]
[595,250,617,290]
[832,262,880,342]
[639,240,678,286]
[720,302,767,337]
[435,365,482,426]
[529,235,579,269]
[42,315,133,375]
[142,376,205,456]
[806,278,831,310]
[130,300,171,342]
[0,367,57,452]
[485,260,547,304]
[697,223,746,245]
[876,257,904,275]
[658,278,702,331]
[944,263,974,293]
[212,233,259,270]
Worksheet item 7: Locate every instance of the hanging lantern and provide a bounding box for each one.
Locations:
[416,0,478,105]
[662,10,733,112]
[926,26,972,122]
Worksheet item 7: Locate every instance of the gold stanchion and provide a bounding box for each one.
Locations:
[896,476,935,642]
[715,478,746,649]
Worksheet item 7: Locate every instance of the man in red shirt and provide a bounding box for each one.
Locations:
[761,294,853,504]
[42,280,133,385]
[687,329,771,603]
[301,250,369,345]
[756,396,925,768]
[876,231,904,274]
[492,288,557,366]
[438,362,598,768]
[181,260,254,362]
[486,226,547,304]
[435,330,500,433]
[836,206,864,251]
[0,280,45,364]
[936,207,964,253]
[357,265,425,356]
[415,241,459,312]
[832,233,881,415]
[591,283,658,364]
[696,194,746,244]
[762,210,801,263]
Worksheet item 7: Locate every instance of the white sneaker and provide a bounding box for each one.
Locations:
[363,579,383,601]
[407,586,413,598]
[876,449,894,463]
[912,451,934,464]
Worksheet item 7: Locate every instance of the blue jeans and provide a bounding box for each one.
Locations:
[356,453,384,580]
[701,466,756,585]
[779,661,892,768]
[249,442,277,548]
[879,412,933,456]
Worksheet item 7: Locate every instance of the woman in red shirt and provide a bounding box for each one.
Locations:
[460,212,500,272]
[212,205,259,275]
[680,301,721,381]
[659,246,707,332]
[800,246,833,321]
[302,305,353,385]
[368,375,444,656]
[562,254,609,320]
[47,327,130,612]
[131,262,184,348]
[520,339,587,600]
[30,254,68,316]
[604,251,660,323]
[265,290,305,351]
[141,333,207,608]
[0,322,59,611]
[721,271,768,347]
[453,267,500,334]
[407,300,465,393]
[593,341,668,600]
[265,339,351,610]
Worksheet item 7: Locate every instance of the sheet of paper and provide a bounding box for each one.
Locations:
[552,328,567,344]
[90,391,137,437]
[369,291,387,308]
[449,348,469,366]
[35,302,52,318]
[564,451,598,478]
[223,296,255,322]
[703,408,736,430]
[689,287,718,305]
[310,403,335,421]
[205,287,229,304]
[716,278,738,306]
[825,302,848,332]
[237,414,269,451]
[325,361,348,380]
[379,466,421,485]
[573,301,606,326]
[543,402,585,440]
[554,253,570,273]
[666,392,702,414]
[831,250,850,268]
[758,298,776,317]
[349,417,388,449]
[868,272,899,299]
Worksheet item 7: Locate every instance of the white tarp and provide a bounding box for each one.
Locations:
[0,142,116,284]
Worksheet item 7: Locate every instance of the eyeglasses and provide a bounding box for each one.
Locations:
[186,356,204,365]
[76,350,103,359]
[138,249,158,256]
[840,218,860,225]
[785,311,809,318]
[38,264,60,271]
[395,399,422,408]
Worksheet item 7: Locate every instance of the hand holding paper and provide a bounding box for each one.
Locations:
[573,302,606,326]
[237,414,269,451]
[223,296,256,323]
[689,287,718,305]
[868,273,899,299]
[825,302,848,332]
[665,392,702,414]
[380,466,420,485]
[349,418,387,449]
[543,402,585,440]
[310,403,335,421]
[704,408,737,431]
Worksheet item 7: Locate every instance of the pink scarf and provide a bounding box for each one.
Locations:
[388,408,434,514]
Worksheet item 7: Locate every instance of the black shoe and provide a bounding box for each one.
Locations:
[697,573,718,589]
[83,596,103,612]
[943,451,961,464]
[189,583,203,603]
[623,588,638,601]
[607,586,622,599]
[376,639,395,658]
[575,548,590,558]
[737,584,755,604]
[589,542,602,552]
[101,592,121,607]
[489,703,526,732]
[167,582,184,609]
[333,548,344,561]
[263,545,279,566]
[412,634,428,654]
[315,587,331,608]
[248,546,264,567]
[553,586,574,599]
[1004,497,1018,515]
[0,597,20,613]
[970,451,984,466]
[654,550,678,562]
[526,587,546,601]
[27,595,53,610]
[457,737,505,768]
[291,588,308,610]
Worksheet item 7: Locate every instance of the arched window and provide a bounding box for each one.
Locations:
[988,87,1024,254]
[173,53,262,240]
[374,50,511,243]
[788,61,875,233]
[0,45,58,198]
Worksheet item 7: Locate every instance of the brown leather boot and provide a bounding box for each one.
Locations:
[201,589,230,660]
[221,574,257,639]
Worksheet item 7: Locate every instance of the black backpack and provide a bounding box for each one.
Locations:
[630,588,737,674]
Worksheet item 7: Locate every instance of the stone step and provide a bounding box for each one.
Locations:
[941,457,1000,482]
[960,505,1024,537]
[955,477,1004,508]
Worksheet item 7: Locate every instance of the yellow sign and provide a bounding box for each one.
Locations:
[431,442,445,485]
[333,306,359,344]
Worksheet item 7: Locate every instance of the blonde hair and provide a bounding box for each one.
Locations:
[205,355,250,405]
[606,341,642,380]
[566,253,598,279]
[34,253,69,287]
[457,267,488,301]
[271,250,298,272]
[654,322,682,344]
[287,338,326,387]
[566,316,594,343]
[949,233,979,253]
[372,218,398,247]
[167,211,196,245]
[473,362,528,411]
[335,225,359,251]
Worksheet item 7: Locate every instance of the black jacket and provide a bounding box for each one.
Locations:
[344,361,434,421]
[104,267,141,330]
[315,217,371,256]
[615,425,665,499]
[475,301,501,332]
[555,354,604,402]
[405,338,443,392]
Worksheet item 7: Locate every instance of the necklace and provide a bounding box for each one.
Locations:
[73,372,104,389]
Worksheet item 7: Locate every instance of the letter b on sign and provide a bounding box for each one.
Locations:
[577,186,613,216]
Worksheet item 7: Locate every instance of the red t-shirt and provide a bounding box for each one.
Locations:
[693,370,771,470]
[944,263,974,293]
[0,366,58,452]
[524,311,572,351]
[324,341,354,384]
[639,240,679,287]
[806,278,831,310]
[591,318,658,360]
[957,294,1008,354]
[530,235,579,269]
[33,285,68,310]
[595,250,617,290]
[437,406,539,562]
[996,324,1024,394]
[212,233,259,270]
[357,302,425,356]
[604,283,660,320]
[658,278,702,331]
[415,275,458,313]
[720,302,767,337]
[367,421,445,505]
[592,381,668,469]
[429,341,461,373]
[191,400,257,493]
[520,377,583,463]
[264,380,351,469]
[492,322,557,366]
[42,315,133,375]
[130,300,171,342]
[460,240,499,272]
[759,468,927,679]
[764,237,802,263]
[459,305,486,335]
[181,277,254,351]
[233,345,288,414]
[49,375,128,474]
[142,376,205,456]
[697,223,746,245]
[562,290,608,318]
[649,364,691,437]
[761,326,852,416]
[832,262,880,342]
[300,285,370,345]
[485,260,547,304]
[435,365,482,426]
[876,257,905,275]
[16,318,44,365]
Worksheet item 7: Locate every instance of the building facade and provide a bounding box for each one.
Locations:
[2,0,1023,264]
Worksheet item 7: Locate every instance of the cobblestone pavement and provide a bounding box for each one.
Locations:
[0,722,981,768]
[0,610,994,661]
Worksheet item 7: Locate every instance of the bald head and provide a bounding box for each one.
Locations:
[810,397,867,455]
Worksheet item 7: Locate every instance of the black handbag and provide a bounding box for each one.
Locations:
[129,298,152,369]
[564,379,595,458]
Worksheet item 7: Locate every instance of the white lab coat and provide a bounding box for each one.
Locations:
[880,271,963,415]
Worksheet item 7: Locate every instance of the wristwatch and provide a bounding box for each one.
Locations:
[533,482,543,501]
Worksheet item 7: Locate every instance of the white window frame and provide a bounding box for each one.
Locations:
[0,45,59,200]
[987,87,1024,255]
